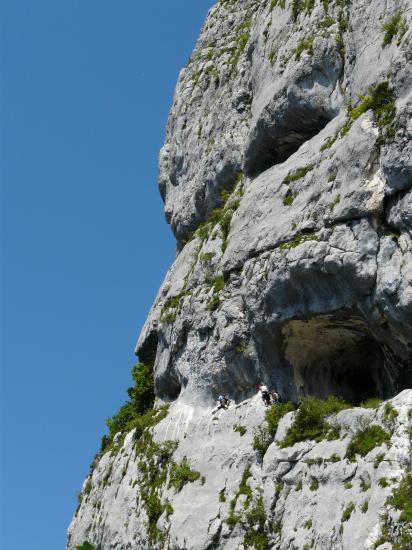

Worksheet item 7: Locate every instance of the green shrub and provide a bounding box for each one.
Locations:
[253,426,273,457]
[382,11,408,46]
[379,477,389,488]
[127,362,155,415]
[372,509,412,549]
[361,500,369,514]
[211,275,225,293]
[292,0,315,20]
[388,469,412,522]
[374,452,385,469]
[279,231,319,251]
[349,82,396,134]
[243,495,269,549]
[253,402,297,457]
[309,478,319,491]
[342,502,355,522]
[271,0,286,10]
[269,48,278,65]
[238,467,253,505]
[234,424,247,436]
[160,287,192,324]
[306,457,323,466]
[225,467,254,529]
[226,508,241,529]
[383,402,398,422]
[266,402,297,437]
[207,294,221,311]
[345,425,391,461]
[322,16,336,28]
[283,193,297,206]
[168,458,201,492]
[101,362,158,452]
[135,435,178,544]
[320,134,338,151]
[273,519,282,533]
[327,453,341,463]
[360,479,371,492]
[200,252,215,264]
[280,396,349,447]
[284,164,315,183]
[76,543,95,550]
[294,35,315,60]
[187,174,243,246]
[360,397,383,409]
[303,518,313,529]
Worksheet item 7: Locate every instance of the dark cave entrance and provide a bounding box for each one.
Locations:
[280,313,394,404]
[244,105,332,178]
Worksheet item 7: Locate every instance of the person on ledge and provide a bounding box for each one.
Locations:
[212,394,230,413]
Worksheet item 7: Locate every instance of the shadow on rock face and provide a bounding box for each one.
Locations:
[244,97,333,178]
[281,312,392,403]
[252,310,410,405]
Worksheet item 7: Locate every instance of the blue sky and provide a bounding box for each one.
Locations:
[0,1,215,547]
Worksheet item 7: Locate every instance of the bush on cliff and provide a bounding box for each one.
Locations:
[253,401,296,456]
[280,396,349,447]
[76,543,95,550]
[101,361,156,452]
[345,425,391,461]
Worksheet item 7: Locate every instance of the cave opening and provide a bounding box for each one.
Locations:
[245,106,332,178]
[281,313,394,404]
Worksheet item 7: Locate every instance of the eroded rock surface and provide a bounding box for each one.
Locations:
[68,392,412,549]
[68,0,412,548]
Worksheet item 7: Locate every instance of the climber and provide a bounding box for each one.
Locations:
[258,383,271,406]
[212,394,231,413]
[270,389,280,404]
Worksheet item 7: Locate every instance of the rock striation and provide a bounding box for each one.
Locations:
[68,0,412,548]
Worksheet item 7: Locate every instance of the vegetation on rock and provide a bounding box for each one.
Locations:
[76,543,95,550]
[168,458,201,492]
[349,81,396,139]
[345,425,391,461]
[253,401,296,456]
[280,396,349,447]
[382,11,408,46]
[100,361,158,453]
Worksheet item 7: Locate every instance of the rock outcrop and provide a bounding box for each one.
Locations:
[68,0,412,548]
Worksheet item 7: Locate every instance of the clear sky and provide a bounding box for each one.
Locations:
[0,1,215,548]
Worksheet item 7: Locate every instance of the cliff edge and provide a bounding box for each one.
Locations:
[68,1,412,548]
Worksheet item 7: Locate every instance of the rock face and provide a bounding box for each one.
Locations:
[68,0,412,548]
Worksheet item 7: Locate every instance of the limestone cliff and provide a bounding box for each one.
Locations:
[68,1,412,548]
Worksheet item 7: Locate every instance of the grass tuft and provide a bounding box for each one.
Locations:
[280,396,349,447]
[345,425,391,461]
